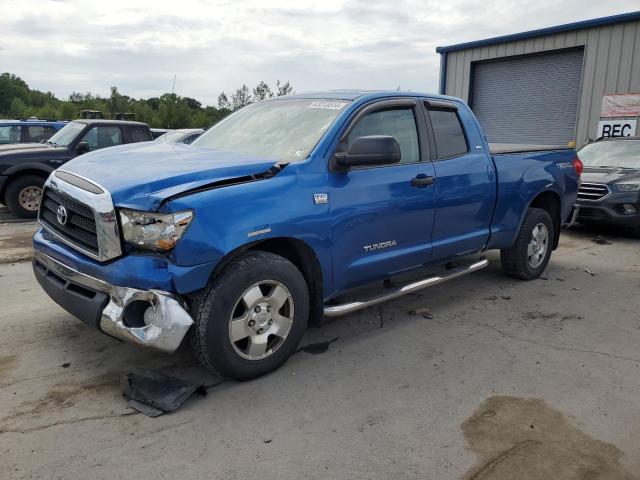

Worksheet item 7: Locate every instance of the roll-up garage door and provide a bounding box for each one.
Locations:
[471,49,584,146]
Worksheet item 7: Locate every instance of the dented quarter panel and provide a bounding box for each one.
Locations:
[486,148,579,250]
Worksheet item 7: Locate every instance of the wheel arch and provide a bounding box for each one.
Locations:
[528,190,562,250]
[201,237,325,326]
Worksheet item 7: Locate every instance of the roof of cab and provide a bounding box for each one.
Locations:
[0,119,67,125]
[72,119,149,126]
[277,90,456,102]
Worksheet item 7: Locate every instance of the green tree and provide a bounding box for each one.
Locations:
[276,80,294,96]
[9,97,27,118]
[253,81,273,101]
[0,73,30,113]
[231,85,252,110]
[0,72,294,129]
[60,102,75,120]
[217,92,231,110]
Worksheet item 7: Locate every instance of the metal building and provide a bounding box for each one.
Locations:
[437,11,640,148]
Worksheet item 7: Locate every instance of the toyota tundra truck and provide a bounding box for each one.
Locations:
[32,91,581,380]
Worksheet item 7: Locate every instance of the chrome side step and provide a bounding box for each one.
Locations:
[323,258,489,317]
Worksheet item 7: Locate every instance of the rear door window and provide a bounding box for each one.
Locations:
[428,108,468,159]
[26,126,57,143]
[0,126,21,144]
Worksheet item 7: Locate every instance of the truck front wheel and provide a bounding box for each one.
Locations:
[500,207,554,280]
[5,175,46,219]
[191,251,309,381]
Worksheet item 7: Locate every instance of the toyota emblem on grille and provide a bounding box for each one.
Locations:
[56,205,68,225]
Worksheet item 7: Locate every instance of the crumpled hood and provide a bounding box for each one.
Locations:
[582,166,640,185]
[60,142,278,211]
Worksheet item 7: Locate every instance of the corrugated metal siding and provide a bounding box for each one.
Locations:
[471,49,584,144]
[443,20,640,147]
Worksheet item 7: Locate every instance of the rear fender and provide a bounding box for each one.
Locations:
[487,151,573,250]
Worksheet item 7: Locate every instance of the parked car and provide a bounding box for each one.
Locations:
[154,128,205,144]
[0,119,152,218]
[574,136,640,235]
[0,118,67,145]
[31,91,580,380]
[150,128,171,139]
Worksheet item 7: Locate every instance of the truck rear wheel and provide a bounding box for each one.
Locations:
[5,175,45,219]
[191,251,309,381]
[501,207,554,280]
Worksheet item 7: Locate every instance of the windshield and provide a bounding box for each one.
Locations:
[579,140,640,169]
[155,130,186,143]
[192,98,350,162]
[47,121,85,147]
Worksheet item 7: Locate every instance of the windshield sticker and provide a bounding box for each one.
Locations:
[308,101,347,110]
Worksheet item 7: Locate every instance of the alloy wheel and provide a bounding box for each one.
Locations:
[228,280,295,360]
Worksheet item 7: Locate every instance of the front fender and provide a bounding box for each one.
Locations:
[166,167,334,295]
[2,162,54,177]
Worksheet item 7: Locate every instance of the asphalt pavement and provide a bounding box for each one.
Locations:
[1,225,639,479]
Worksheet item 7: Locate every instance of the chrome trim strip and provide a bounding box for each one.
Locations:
[33,250,193,353]
[34,248,110,292]
[53,170,104,194]
[248,228,272,237]
[39,171,123,262]
[323,259,489,317]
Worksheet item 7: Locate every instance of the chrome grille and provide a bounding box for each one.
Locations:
[577,182,609,201]
[38,171,123,262]
[40,188,99,254]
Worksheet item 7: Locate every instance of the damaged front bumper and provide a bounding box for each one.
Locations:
[33,250,193,353]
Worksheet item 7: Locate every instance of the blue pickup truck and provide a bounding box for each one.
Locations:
[32,91,580,380]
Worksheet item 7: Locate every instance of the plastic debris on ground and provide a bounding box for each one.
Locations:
[120,369,206,417]
[409,308,433,319]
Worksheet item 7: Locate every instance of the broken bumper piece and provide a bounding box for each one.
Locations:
[33,250,193,353]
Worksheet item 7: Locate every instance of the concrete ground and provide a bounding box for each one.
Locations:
[1,225,639,479]
[0,206,37,264]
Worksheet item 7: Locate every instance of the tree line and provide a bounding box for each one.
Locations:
[0,73,294,129]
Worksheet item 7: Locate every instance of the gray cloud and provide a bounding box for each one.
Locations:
[1,0,638,105]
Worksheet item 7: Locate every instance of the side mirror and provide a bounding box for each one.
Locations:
[333,135,401,170]
[76,141,90,155]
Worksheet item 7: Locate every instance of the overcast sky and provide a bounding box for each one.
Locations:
[0,0,637,106]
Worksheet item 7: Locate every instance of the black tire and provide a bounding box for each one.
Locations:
[191,251,309,381]
[5,175,45,219]
[501,207,554,280]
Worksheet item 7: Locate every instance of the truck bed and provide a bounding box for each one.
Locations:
[490,143,573,154]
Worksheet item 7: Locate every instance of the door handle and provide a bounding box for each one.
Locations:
[411,175,435,188]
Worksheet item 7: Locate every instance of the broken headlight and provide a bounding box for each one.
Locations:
[119,209,194,252]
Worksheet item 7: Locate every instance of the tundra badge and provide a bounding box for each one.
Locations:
[364,240,397,253]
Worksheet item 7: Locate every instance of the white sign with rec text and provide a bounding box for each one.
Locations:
[597,119,637,139]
